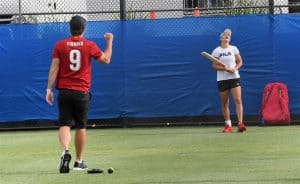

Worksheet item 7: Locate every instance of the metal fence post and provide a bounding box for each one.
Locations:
[18,0,22,23]
[120,0,126,20]
[269,0,274,14]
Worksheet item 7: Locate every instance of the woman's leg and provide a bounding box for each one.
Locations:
[219,90,230,122]
[231,86,243,123]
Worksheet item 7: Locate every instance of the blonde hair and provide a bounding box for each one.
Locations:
[220,28,232,38]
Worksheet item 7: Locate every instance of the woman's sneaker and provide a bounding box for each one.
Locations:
[222,124,232,133]
[73,161,88,171]
[237,122,246,132]
[59,150,72,173]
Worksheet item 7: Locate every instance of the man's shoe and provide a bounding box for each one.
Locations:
[223,125,232,133]
[237,122,246,132]
[73,161,88,171]
[59,150,72,173]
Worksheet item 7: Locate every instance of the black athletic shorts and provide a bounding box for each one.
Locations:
[58,89,91,129]
[217,78,241,92]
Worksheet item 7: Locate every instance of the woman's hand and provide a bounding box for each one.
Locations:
[225,67,236,73]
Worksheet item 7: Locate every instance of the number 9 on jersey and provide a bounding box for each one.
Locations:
[69,49,81,71]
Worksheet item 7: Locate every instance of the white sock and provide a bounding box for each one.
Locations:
[61,150,69,156]
[76,160,83,163]
[225,120,232,126]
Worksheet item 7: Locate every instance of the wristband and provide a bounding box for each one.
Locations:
[46,89,52,93]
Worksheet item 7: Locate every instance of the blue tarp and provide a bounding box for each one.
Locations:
[0,14,300,122]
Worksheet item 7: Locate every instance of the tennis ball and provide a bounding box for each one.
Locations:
[107,167,114,174]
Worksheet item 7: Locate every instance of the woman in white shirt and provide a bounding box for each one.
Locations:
[211,29,246,133]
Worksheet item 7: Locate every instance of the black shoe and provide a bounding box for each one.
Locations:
[59,150,72,173]
[73,160,88,171]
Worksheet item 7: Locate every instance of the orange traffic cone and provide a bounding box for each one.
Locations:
[150,10,157,19]
[193,7,200,17]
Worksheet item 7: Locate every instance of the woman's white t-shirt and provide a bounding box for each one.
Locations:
[211,45,240,81]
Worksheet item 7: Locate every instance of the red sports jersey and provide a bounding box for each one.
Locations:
[52,36,102,92]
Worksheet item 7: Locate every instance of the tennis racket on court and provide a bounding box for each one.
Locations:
[200,51,226,67]
[87,168,104,174]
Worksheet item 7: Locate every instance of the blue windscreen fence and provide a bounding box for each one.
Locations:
[0,14,300,123]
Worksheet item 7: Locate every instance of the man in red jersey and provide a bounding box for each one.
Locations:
[45,15,113,173]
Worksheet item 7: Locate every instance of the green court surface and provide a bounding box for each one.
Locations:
[1,126,300,184]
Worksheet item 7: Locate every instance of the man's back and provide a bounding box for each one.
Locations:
[53,36,102,92]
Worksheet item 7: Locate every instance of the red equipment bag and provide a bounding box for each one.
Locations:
[260,82,290,125]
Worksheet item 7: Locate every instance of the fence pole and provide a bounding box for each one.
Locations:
[269,0,274,14]
[18,0,22,23]
[120,0,126,20]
